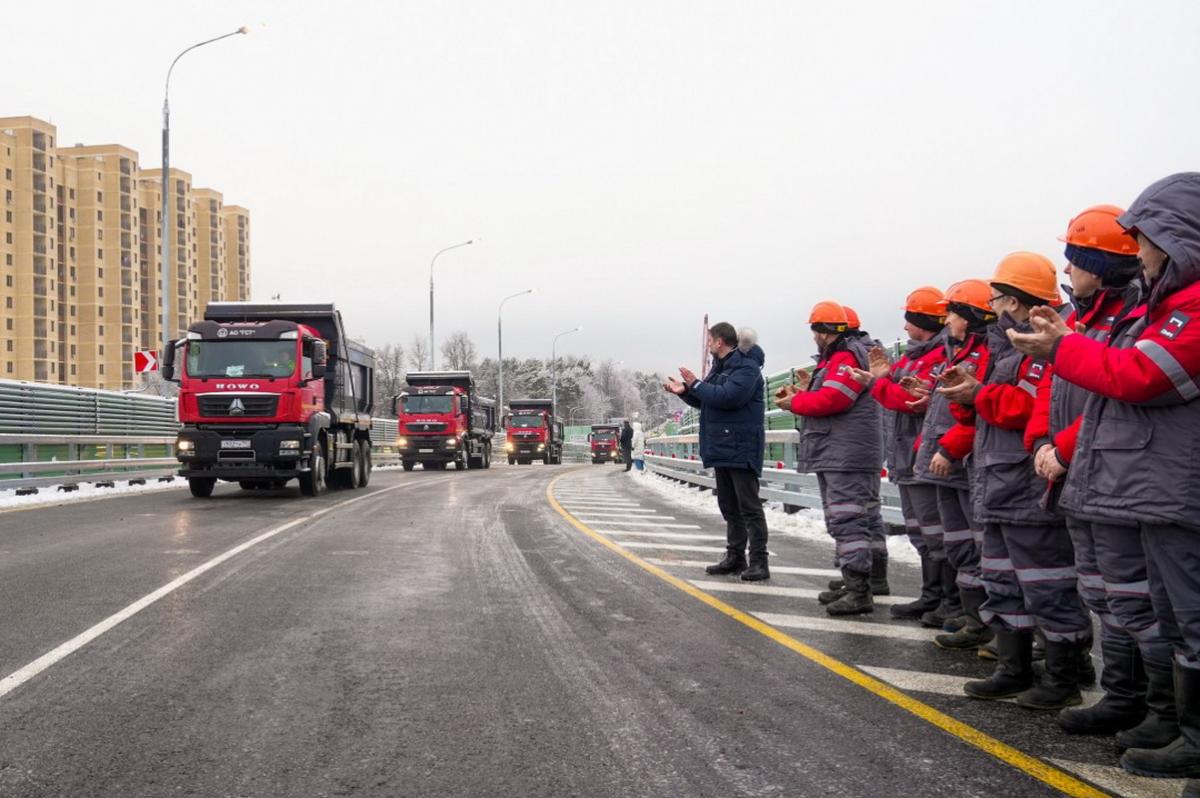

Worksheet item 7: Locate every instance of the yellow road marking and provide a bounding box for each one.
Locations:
[546,474,1110,798]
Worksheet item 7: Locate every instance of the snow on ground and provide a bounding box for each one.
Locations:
[621,468,922,567]
[0,476,189,512]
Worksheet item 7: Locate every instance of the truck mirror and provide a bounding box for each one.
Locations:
[586,433,592,441]
[312,340,327,379]
[390,395,399,416]
[161,340,178,383]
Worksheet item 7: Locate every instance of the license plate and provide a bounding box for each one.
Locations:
[221,440,252,449]
[419,448,434,453]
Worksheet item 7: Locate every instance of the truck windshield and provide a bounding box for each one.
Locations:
[592,432,615,441]
[401,396,453,414]
[186,340,297,378]
[509,413,545,428]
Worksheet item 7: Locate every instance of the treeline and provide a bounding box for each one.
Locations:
[371,331,672,427]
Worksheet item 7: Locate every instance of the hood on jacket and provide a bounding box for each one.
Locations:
[1118,172,1200,310]
[737,328,765,369]
[741,343,766,368]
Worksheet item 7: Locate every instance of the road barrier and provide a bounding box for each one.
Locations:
[646,431,905,526]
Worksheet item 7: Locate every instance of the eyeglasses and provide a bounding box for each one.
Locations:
[988,294,1007,306]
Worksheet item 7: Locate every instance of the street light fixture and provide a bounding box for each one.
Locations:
[551,326,582,413]
[428,239,475,370]
[497,288,535,416]
[160,26,248,361]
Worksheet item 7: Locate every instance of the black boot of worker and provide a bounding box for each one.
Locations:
[1017,640,1084,710]
[869,550,890,596]
[921,561,962,628]
[1059,640,1147,735]
[1121,663,1200,778]
[1185,780,1200,798]
[705,552,747,576]
[826,568,873,616]
[934,587,994,650]
[1077,638,1097,688]
[1117,658,1182,753]
[741,556,770,582]
[891,553,943,620]
[964,630,1035,700]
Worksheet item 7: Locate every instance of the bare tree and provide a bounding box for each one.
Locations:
[374,342,407,407]
[440,330,479,371]
[407,334,430,371]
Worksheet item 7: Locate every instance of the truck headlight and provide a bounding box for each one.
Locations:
[538,444,545,451]
[279,440,301,450]
[397,437,408,447]
[177,439,194,452]
[447,438,458,447]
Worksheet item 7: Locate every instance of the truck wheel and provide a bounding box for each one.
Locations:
[189,477,216,498]
[238,480,257,490]
[299,444,326,496]
[356,441,371,487]
[455,454,467,471]
[508,457,515,466]
[482,445,491,469]
[350,441,365,488]
[402,460,415,472]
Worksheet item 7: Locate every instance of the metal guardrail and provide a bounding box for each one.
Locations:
[0,379,178,435]
[646,433,904,526]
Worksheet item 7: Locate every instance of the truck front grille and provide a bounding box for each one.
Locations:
[198,394,279,417]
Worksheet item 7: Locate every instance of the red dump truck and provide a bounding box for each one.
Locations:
[392,371,496,471]
[588,423,622,464]
[164,302,375,498]
[504,398,563,465]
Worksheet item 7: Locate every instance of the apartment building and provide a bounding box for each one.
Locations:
[0,115,250,390]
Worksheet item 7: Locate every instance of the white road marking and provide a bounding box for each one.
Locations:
[690,579,917,606]
[162,549,204,555]
[561,511,667,518]
[857,665,1103,706]
[645,558,840,578]
[619,542,731,554]
[1048,758,1184,798]
[0,478,443,702]
[580,520,700,529]
[602,530,727,541]
[754,612,940,642]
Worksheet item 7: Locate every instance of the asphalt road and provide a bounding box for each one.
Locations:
[0,464,1178,797]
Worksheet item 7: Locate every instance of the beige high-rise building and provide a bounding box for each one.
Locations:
[0,115,251,390]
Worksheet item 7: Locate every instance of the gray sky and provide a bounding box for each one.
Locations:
[3,0,1198,374]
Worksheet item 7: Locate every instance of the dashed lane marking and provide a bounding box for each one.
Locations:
[618,542,735,554]
[600,530,727,542]
[690,579,917,606]
[564,511,671,518]
[1048,759,1185,798]
[0,478,452,702]
[645,558,841,578]
[548,475,1110,798]
[579,520,701,529]
[753,611,940,642]
[858,665,1103,707]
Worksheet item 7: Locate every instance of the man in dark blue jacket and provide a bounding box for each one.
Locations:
[665,322,769,581]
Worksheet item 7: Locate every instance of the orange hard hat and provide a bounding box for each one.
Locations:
[1059,204,1138,256]
[809,300,849,329]
[938,279,993,314]
[843,306,861,329]
[905,285,946,316]
[990,251,1062,304]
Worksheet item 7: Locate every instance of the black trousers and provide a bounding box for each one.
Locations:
[714,466,768,559]
[621,445,633,470]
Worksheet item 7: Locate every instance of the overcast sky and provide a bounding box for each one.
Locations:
[3,1,1198,374]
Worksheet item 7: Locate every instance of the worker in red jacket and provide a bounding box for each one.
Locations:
[775,301,883,616]
[1027,206,1176,746]
[847,287,949,619]
[911,280,994,638]
[939,253,1091,710]
[1011,173,1200,782]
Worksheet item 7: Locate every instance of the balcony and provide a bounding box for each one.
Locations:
[33,320,47,338]
[120,177,131,194]
[120,159,132,176]
[33,239,47,255]
[34,340,48,360]
[34,363,48,382]
[33,216,47,234]
[33,281,46,300]
[33,195,47,213]
[32,153,46,172]
[33,176,46,193]
[31,132,46,152]
[32,256,47,276]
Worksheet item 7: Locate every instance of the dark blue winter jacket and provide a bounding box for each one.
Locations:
[679,345,766,475]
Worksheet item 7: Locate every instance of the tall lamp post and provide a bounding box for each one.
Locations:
[160,26,247,360]
[550,326,582,413]
[497,288,535,417]
[428,239,474,369]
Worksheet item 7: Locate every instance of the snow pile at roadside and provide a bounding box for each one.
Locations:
[623,469,922,566]
[0,477,188,511]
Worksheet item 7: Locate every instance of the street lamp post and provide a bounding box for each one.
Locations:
[428,239,474,370]
[160,27,247,361]
[550,326,582,414]
[497,288,535,417]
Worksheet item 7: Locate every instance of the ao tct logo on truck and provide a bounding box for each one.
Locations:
[215,327,256,338]
[214,383,262,390]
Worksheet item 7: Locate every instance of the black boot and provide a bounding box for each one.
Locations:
[891,553,944,620]
[826,568,873,616]
[1058,640,1147,735]
[964,630,1035,700]
[827,577,844,591]
[705,551,747,576]
[921,561,962,628]
[934,588,994,650]
[1117,658,1181,752]
[1121,663,1200,778]
[1017,640,1084,710]
[741,556,770,582]
[1185,779,1200,798]
[1077,637,1097,688]
[869,549,890,596]
[818,584,847,604]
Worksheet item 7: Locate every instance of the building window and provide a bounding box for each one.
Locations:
[4,276,10,287]
[99,364,104,374]
[99,345,104,355]
[6,362,11,374]
[4,298,10,309]
[68,188,74,199]
[71,364,76,375]
[4,255,10,266]
[98,249,103,259]
[97,210,103,221]
[5,341,11,352]
[3,169,10,180]
[5,319,10,330]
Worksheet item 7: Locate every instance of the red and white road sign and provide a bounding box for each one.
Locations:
[134,350,159,373]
